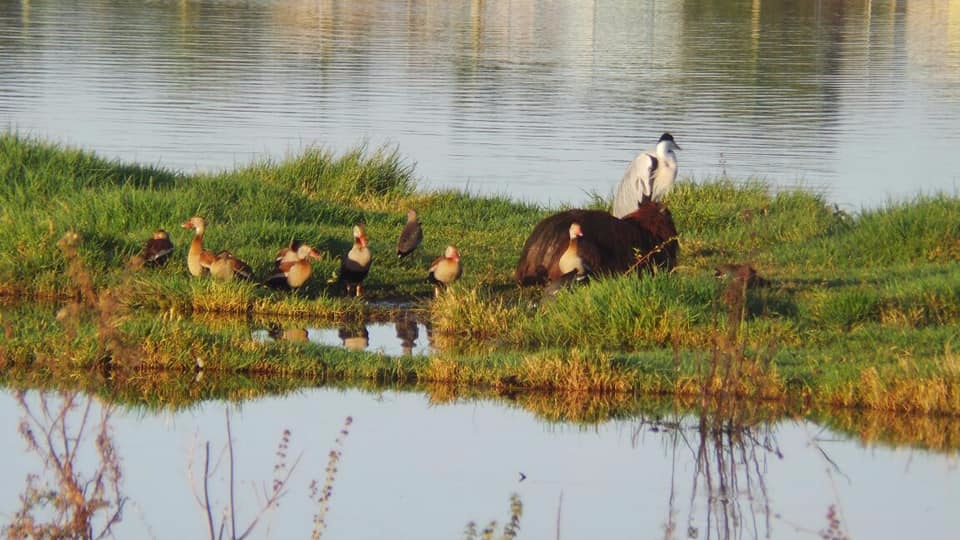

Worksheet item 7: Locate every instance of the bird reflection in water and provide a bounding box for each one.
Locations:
[394,311,419,355]
[338,321,369,352]
[267,322,309,343]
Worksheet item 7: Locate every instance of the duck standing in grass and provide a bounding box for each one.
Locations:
[142,229,174,267]
[182,216,252,280]
[339,224,372,297]
[557,222,589,281]
[427,244,462,297]
[396,208,423,259]
[612,132,681,218]
[182,216,216,277]
[544,222,590,297]
[208,250,253,281]
[265,241,322,290]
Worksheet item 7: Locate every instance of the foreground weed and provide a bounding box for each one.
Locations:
[189,409,304,540]
[818,505,851,540]
[4,391,126,539]
[310,415,353,540]
[463,494,523,540]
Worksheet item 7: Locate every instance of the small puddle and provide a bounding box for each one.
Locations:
[252,318,432,356]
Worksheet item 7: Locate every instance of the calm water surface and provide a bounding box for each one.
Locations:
[3,3,960,536]
[2,0,959,208]
[252,319,433,355]
[0,388,958,539]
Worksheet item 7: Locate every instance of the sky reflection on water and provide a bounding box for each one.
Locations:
[1,387,958,539]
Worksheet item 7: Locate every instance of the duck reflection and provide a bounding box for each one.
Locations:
[394,311,419,355]
[267,322,309,343]
[338,321,369,352]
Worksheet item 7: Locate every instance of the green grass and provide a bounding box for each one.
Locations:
[3,132,960,416]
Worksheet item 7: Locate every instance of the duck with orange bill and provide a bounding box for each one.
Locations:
[182,216,216,277]
[427,244,462,297]
[265,240,323,290]
[181,216,252,281]
[339,224,372,297]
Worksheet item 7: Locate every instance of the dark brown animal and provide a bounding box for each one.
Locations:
[515,201,678,286]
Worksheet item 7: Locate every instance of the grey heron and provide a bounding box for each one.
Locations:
[612,132,681,218]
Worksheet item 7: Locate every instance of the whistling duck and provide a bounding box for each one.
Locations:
[265,241,322,290]
[208,250,253,281]
[274,239,304,266]
[515,202,678,286]
[339,225,372,297]
[543,222,591,297]
[396,208,424,258]
[182,216,216,277]
[557,222,589,280]
[612,133,681,218]
[427,244,462,297]
[142,229,174,266]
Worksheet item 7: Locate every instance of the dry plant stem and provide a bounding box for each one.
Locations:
[555,491,563,540]
[627,235,679,274]
[235,434,302,539]
[191,409,302,540]
[203,441,215,540]
[228,409,236,540]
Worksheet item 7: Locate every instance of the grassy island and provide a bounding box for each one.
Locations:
[2,133,960,416]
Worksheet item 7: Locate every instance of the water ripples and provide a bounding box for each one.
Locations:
[2,0,959,207]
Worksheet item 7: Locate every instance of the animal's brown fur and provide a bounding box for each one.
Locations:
[514,201,678,286]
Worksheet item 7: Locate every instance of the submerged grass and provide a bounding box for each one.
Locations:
[3,133,960,415]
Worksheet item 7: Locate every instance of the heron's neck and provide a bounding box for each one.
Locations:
[656,142,677,165]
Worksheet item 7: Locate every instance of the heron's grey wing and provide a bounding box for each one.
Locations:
[613,152,656,218]
[650,155,676,202]
[642,154,659,204]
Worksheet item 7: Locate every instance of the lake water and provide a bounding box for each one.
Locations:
[2,0,959,209]
[251,317,434,355]
[1,387,958,539]
[3,2,960,537]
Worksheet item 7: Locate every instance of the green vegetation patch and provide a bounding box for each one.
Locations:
[3,133,960,416]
